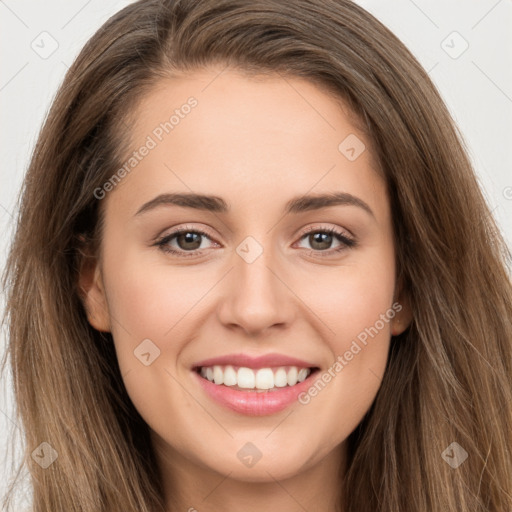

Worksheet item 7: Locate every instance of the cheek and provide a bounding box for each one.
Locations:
[100,257,207,433]
[333,267,395,345]
[108,267,203,333]
[296,246,396,422]
[305,246,396,346]
[101,246,214,373]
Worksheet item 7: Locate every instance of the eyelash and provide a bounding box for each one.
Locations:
[153,224,357,258]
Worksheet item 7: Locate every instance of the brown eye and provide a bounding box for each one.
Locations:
[296,227,356,256]
[154,227,217,258]
[307,232,335,251]
[174,232,203,251]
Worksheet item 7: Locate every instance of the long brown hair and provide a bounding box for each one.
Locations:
[2,1,512,510]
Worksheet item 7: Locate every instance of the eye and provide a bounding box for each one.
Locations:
[153,224,357,258]
[153,225,218,258]
[295,226,356,256]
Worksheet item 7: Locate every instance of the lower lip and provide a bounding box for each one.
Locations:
[194,369,318,416]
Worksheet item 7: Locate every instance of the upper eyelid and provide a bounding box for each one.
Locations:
[299,224,354,239]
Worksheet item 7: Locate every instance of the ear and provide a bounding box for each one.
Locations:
[390,275,413,336]
[77,242,111,332]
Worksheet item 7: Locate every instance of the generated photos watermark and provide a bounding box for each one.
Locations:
[93,96,198,200]
[298,301,402,405]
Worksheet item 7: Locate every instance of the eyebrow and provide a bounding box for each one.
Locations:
[134,191,375,218]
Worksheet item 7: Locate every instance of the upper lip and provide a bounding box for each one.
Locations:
[192,352,318,370]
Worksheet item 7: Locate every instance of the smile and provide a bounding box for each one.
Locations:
[192,357,320,415]
[197,365,314,391]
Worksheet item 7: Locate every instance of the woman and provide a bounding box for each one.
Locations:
[2,0,511,511]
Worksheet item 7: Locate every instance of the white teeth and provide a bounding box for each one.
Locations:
[199,365,313,390]
[274,368,288,387]
[237,367,255,389]
[223,365,237,386]
[255,368,274,389]
[297,368,309,383]
[213,365,224,385]
[287,367,298,386]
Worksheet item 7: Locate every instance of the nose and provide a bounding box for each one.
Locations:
[217,242,296,336]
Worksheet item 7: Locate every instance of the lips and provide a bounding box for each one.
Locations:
[192,352,318,370]
[192,352,320,415]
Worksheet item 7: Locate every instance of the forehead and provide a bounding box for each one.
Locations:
[106,67,387,221]
[130,67,369,157]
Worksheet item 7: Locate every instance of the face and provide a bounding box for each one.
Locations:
[81,67,411,488]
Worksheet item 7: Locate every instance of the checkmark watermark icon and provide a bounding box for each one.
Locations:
[30,31,59,59]
[441,441,468,468]
[441,31,469,60]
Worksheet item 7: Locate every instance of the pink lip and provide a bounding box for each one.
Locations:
[192,352,316,370]
[193,369,319,416]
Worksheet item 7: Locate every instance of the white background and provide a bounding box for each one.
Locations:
[1,0,511,508]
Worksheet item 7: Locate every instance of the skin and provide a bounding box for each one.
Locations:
[80,66,412,512]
